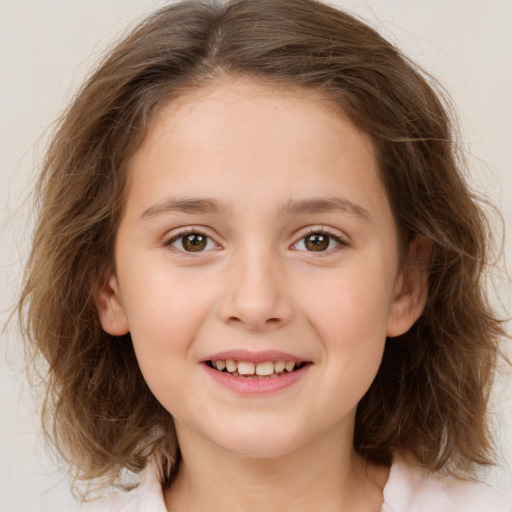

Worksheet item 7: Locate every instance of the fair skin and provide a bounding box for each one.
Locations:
[96,78,428,512]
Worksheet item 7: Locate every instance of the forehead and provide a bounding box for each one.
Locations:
[125,77,387,220]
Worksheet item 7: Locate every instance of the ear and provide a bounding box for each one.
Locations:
[386,236,432,338]
[94,273,130,336]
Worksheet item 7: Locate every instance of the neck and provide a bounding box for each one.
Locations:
[164,421,389,512]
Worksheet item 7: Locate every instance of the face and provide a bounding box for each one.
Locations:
[97,78,426,460]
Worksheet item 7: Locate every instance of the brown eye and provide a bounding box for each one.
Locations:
[168,232,217,252]
[292,231,342,252]
[181,233,207,252]
[304,233,330,251]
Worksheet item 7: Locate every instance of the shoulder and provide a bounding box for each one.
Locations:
[78,488,142,512]
[383,457,512,512]
[77,461,167,512]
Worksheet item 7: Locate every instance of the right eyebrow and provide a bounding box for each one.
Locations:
[280,197,372,223]
[140,197,232,220]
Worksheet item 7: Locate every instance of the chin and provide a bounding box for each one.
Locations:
[208,423,307,460]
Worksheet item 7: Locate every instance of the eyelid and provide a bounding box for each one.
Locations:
[163,226,222,252]
[162,224,349,253]
[290,225,351,252]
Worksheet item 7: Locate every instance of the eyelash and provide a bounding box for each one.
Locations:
[163,227,349,254]
[164,228,219,254]
[291,227,349,254]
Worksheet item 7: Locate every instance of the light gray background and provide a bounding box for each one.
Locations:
[1,1,511,511]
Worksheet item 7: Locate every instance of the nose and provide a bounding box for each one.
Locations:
[217,249,294,331]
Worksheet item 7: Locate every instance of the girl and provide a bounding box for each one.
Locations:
[17,0,511,510]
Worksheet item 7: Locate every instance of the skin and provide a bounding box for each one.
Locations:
[96,77,429,512]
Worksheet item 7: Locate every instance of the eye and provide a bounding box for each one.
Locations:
[292,231,343,252]
[166,232,218,252]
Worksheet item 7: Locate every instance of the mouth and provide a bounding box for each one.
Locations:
[204,359,309,379]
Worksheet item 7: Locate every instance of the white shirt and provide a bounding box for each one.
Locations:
[80,457,512,511]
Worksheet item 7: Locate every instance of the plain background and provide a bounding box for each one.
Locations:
[1,1,511,510]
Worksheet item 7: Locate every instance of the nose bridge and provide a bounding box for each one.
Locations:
[219,242,293,330]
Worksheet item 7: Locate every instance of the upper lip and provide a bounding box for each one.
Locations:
[202,349,308,364]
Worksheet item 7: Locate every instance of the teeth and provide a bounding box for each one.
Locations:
[255,361,274,376]
[209,359,303,376]
[274,360,286,373]
[285,361,296,372]
[237,361,256,375]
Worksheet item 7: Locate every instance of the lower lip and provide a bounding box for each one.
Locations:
[202,363,311,395]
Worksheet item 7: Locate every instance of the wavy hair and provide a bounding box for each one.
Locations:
[18,0,506,491]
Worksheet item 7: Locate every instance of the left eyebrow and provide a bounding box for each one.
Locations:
[280,197,372,222]
[140,197,232,220]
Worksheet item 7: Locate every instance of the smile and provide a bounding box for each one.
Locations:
[205,359,307,379]
[202,350,312,394]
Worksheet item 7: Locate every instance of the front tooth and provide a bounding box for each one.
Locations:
[274,361,286,373]
[285,361,296,372]
[226,359,237,372]
[215,360,226,371]
[238,361,256,375]
[255,361,274,376]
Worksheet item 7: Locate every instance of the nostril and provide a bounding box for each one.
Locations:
[225,316,282,328]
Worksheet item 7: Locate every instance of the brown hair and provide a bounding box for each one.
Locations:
[18,0,506,491]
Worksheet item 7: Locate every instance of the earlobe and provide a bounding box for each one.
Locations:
[94,274,130,336]
[386,236,432,338]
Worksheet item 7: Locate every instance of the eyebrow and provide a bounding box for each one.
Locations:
[141,195,371,222]
[280,197,372,222]
[141,197,231,219]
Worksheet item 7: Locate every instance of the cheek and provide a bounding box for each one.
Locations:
[123,260,212,324]
[124,280,215,413]
[120,269,216,373]
[303,266,395,338]
[312,290,388,410]
[299,264,394,385]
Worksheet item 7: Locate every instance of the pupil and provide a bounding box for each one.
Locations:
[183,234,207,252]
[305,233,329,251]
